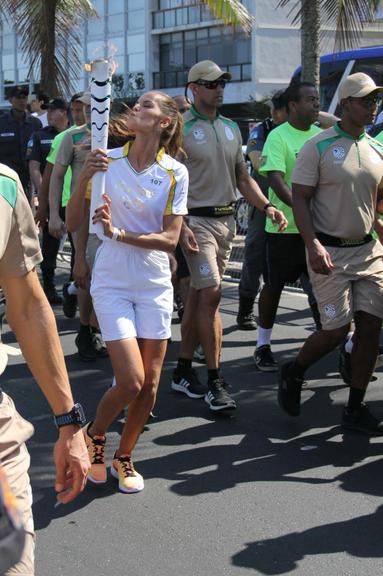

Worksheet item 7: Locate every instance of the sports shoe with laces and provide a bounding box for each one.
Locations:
[341,403,383,436]
[82,423,107,483]
[236,311,257,331]
[254,345,278,372]
[62,281,77,318]
[171,367,207,398]
[75,327,97,362]
[205,377,236,411]
[278,362,304,417]
[91,328,108,358]
[111,453,144,493]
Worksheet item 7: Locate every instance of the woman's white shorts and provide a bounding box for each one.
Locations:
[91,241,173,341]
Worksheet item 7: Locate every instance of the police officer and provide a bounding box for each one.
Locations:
[0,86,42,201]
[28,98,69,303]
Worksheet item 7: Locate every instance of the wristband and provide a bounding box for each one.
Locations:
[263,202,277,212]
[111,227,119,241]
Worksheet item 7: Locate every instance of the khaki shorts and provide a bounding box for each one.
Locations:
[182,215,235,289]
[307,239,383,330]
[0,393,35,576]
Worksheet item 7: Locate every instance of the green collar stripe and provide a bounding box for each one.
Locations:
[190,105,220,122]
[367,135,383,155]
[220,116,237,129]
[315,135,341,155]
[183,117,198,136]
[334,122,366,141]
[0,175,17,208]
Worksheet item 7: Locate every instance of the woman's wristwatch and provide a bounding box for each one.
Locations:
[263,202,277,212]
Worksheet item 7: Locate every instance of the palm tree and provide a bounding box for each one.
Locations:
[1,0,96,96]
[200,0,254,34]
[278,0,383,85]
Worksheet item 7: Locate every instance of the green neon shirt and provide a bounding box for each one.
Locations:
[259,121,321,233]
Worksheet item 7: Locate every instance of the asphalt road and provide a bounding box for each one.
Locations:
[2,273,383,576]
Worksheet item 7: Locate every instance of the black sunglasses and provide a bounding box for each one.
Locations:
[348,94,382,108]
[195,79,227,90]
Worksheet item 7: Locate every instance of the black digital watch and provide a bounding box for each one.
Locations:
[54,403,86,429]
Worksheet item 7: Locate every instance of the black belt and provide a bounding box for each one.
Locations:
[316,232,373,248]
[188,204,235,218]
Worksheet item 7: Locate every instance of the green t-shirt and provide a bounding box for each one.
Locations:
[47,126,76,207]
[259,121,321,233]
[375,129,383,144]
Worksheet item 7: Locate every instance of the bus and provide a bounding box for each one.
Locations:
[293,45,383,115]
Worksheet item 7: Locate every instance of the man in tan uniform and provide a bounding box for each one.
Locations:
[171,60,287,412]
[0,163,89,574]
[278,73,383,435]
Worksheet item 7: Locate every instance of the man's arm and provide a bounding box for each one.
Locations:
[235,161,288,231]
[292,182,333,275]
[34,162,53,226]
[317,111,339,129]
[268,170,293,207]
[28,160,42,194]
[49,162,67,238]
[2,270,89,502]
[72,213,91,289]
[248,151,262,172]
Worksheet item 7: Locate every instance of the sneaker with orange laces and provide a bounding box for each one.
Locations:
[82,423,107,484]
[111,453,144,493]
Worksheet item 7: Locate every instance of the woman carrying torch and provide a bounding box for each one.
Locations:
[66,91,188,493]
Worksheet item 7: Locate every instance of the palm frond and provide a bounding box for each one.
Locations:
[321,0,382,50]
[2,0,97,95]
[201,0,254,34]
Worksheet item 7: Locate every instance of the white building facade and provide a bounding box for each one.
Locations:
[0,0,382,107]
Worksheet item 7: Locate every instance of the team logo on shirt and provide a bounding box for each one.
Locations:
[193,127,205,141]
[225,126,234,141]
[324,303,336,319]
[199,262,211,277]
[332,146,346,160]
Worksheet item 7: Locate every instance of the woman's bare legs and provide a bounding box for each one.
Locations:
[117,338,168,456]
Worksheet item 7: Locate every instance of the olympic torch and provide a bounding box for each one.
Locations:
[88,59,112,234]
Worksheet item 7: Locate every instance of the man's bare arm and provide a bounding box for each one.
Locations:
[236,161,287,231]
[29,160,42,194]
[2,269,90,503]
[292,182,333,275]
[49,162,67,238]
[268,170,293,207]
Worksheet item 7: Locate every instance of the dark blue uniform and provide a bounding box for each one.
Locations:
[0,111,42,198]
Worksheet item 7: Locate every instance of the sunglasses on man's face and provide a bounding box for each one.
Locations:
[349,94,381,108]
[195,79,227,90]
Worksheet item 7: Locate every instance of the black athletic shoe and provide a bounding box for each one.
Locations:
[62,282,77,318]
[91,329,108,358]
[254,345,278,372]
[205,377,236,412]
[75,327,97,362]
[278,362,304,416]
[171,367,207,398]
[338,341,351,385]
[341,404,383,436]
[236,312,257,331]
[44,286,63,305]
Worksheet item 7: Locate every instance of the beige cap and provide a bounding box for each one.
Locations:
[338,72,383,102]
[77,92,91,105]
[0,342,22,376]
[188,60,231,83]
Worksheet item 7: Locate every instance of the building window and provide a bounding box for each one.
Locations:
[154,27,251,88]
[152,3,217,29]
